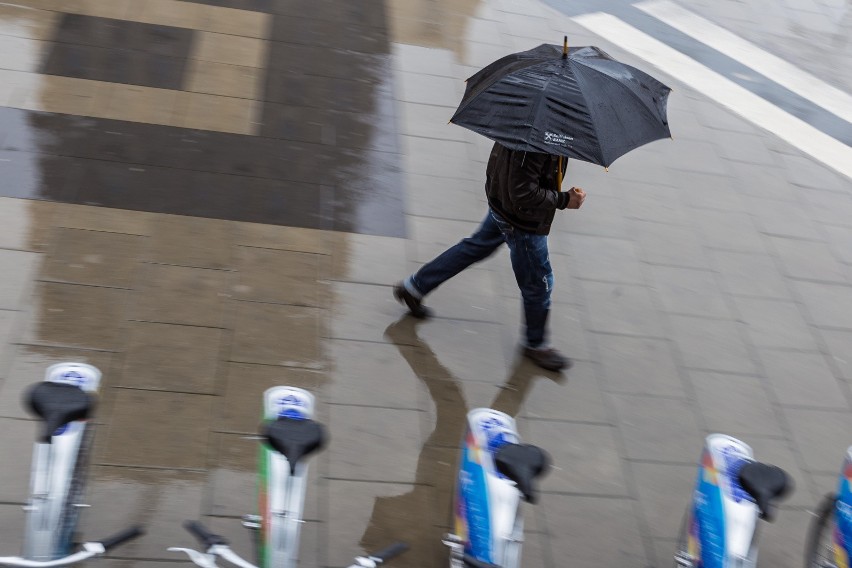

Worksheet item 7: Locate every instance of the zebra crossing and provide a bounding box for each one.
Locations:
[565,1,852,180]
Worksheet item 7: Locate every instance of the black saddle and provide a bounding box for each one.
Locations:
[494,443,550,504]
[737,461,793,522]
[26,382,93,443]
[463,554,501,568]
[262,417,326,474]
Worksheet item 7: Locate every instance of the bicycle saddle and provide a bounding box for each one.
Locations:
[463,554,501,568]
[494,443,550,504]
[263,417,326,474]
[737,461,793,521]
[26,382,93,443]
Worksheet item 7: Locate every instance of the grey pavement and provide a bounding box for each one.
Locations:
[0,0,850,567]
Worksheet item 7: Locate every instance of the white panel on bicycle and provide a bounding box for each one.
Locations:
[489,477,521,564]
[263,386,315,421]
[45,363,101,393]
[706,434,758,560]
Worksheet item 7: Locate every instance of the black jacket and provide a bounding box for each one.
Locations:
[484,143,569,235]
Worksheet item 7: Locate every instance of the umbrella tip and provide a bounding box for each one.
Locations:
[562,35,568,58]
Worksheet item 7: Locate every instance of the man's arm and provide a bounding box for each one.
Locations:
[507,151,570,210]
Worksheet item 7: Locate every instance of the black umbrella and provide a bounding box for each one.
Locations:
[450,38,672,173]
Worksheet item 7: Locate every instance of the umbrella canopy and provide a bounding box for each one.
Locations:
[450,43,672,168]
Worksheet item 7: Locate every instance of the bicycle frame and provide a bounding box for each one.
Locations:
[256,386,316,568]
[679,434,760,568]
[447,408,525,568]
[24,363,101,561]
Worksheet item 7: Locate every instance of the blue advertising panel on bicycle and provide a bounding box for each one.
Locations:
[694,447,726,568]
[833,449,852,568]
[457,428,492,562]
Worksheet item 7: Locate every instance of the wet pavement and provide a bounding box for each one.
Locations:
[0,0,404,236]
[0,0,851,567]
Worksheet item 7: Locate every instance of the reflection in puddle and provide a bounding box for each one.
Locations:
[365,317,565,563]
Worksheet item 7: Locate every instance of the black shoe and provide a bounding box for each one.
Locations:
[522,347,571,372]
[393,282,433,319]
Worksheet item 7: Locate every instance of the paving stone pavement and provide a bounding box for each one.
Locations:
[0,0,851,567]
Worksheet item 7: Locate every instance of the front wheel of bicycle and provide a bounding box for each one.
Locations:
[673,507,695,568]
[805,493,838,568]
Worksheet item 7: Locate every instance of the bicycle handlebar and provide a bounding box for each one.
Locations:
[369,542,409,563]
[0,526,143,567]
[173,521,406,568]
[183,520,229,548]
[0,551,94,568]
[98,526,145,550]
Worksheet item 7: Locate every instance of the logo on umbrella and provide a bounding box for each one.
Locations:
[544,131,573,146]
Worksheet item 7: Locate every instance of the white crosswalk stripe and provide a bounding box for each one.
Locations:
[572,11,852,180]
[636,0,852,126]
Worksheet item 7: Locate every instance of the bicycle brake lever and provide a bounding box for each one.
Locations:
[216,546,260,568]
[82,543,106,554]
[167,547,219,568]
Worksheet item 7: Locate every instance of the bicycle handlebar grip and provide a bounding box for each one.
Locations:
[183,520,229,547]
[97,526,145,550]
[370,542,409,563]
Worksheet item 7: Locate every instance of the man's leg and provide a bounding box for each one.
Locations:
[395,211,504,317]
[504,230,569,371]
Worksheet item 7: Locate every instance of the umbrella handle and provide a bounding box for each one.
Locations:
[562,36,568,59]
[558,156,563,190]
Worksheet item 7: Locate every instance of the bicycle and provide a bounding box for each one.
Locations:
[442,408,550,568]
[169,386,408,568]
[673,434,793,568]
[804,445,852,568]
[0,362,144,566]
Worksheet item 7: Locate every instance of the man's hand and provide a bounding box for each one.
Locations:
[567,187,586,209]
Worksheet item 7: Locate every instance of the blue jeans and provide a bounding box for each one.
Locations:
[405,209,553,348]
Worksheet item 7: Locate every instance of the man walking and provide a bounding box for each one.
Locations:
[394,142,586,372]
